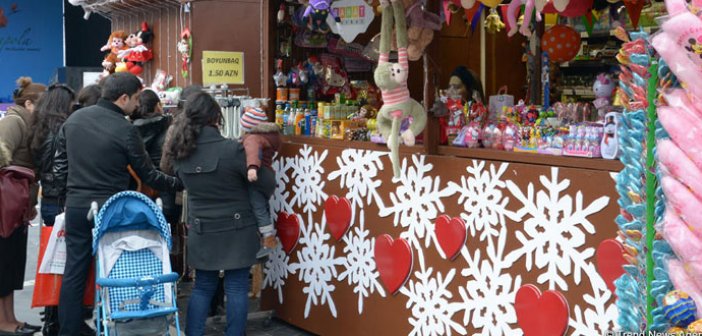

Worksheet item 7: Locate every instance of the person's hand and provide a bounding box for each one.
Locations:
[248,168,258,182]
[262,235,277,249]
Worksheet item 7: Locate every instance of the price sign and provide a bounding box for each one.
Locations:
[202,51,244,85]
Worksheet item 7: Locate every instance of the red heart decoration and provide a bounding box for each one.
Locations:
[596,239,627,293]
[434,215,467,260]
[324,195,352,241]
[374,234,413,295]
[275,212,300,254]
[516,284,570,336]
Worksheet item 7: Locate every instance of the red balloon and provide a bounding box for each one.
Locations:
[541,25,581,63]
[543,0,594,17]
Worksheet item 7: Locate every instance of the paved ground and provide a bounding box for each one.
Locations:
[15,206,312,336]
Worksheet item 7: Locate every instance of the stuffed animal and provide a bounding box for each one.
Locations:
[100,31,128,76]
[484,8,505,34]
[374,0,427,178]
[117,22,154,76]
[403,0,441,61]
[506,0,537,37]
[593,73,616,117]
[302,0,340,33]
[177,29,192,79]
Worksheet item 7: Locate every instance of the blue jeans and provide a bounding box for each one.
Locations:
[248,186,271,227]
[41,200,63,226]
[186,268,251,336]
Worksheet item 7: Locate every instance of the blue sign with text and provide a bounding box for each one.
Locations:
[0,0,63,102]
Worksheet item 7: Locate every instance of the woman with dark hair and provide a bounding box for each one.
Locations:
[163,92,276,336]
[0,76,46,336]
[129,90,171,198]
[439,66,486,144]
[75,84,101,109]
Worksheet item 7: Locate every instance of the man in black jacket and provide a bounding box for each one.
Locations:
[52,72,181,335]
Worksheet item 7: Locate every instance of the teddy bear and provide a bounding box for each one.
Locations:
[401,0,441,61]
[100,30,128,77]
[375,0,427,178]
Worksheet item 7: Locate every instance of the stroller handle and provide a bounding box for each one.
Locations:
[87,201,99,221]
[97,272,179,288]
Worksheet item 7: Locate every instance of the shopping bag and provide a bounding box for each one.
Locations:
[38,213,66,274]
[488,86,514,123]
[32,226,95,308]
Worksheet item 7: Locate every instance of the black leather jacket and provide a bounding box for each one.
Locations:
[33,130,63,203]
[53,99,182,208]
[133,114,171,168]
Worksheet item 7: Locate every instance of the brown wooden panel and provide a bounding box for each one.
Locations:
[262,140,620,335]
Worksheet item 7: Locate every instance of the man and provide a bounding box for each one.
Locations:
[53,73,181,335]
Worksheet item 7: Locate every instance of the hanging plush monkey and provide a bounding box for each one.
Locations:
[374,0,427,178]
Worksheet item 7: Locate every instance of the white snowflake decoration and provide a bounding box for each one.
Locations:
[337,208,386,314]
[400,266,466,336]
[271,155,293,217]
[263,242,290,304]
[327,149,387,209]
[447,160,510,245]
[568,266,619,335]
[504,167,610,291]
[378,155,452,250]
[289,145,328,214]
[288,219,346,318]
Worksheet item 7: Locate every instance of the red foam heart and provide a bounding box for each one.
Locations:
[374,234,413,295]
[275,212,300,254]
[434,215,467,260]
[324,195,352,241]
[516,284,570,336]
[596,239,627,293]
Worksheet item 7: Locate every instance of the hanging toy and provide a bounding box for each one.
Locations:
[273,59,288,87]
[177,28,192,79]
[484,8,505,34]
[297,62,309,85]
[277,3,286,24]
[100,31,128,77]
[117,22,154,77]
[375,0,427,178]
[302,0,340,33]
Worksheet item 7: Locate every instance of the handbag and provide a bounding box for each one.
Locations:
[32,226,95,308]
[0,165,35,238]
[488,86,515,123]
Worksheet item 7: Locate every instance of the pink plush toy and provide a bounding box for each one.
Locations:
[668,258,702,314]
[507,0,542,37]
[658,106,702,171]
[658,140,702,199]
[593,73,615,117]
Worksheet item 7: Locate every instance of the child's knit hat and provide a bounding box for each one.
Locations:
[240,107,268,133]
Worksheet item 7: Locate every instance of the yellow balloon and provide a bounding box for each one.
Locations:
[479,0,502,8]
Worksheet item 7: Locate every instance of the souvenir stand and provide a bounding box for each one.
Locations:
[70,0,702,334]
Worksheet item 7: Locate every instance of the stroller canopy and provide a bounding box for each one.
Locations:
[93,191,172,254]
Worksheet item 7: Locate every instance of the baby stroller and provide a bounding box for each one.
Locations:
[91,191,181,335]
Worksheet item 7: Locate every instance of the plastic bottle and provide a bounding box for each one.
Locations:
[275,105,284,129]
[294,108,304,135]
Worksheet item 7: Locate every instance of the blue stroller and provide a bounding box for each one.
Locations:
[91,191,181,335]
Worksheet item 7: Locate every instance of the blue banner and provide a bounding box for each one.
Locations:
[0,0,63,102]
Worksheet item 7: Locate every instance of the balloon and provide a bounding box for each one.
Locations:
[541,25,581,63]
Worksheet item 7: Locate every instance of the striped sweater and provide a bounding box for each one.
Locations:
[379,47,410,106]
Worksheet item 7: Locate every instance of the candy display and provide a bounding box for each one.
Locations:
[662,290,697,327]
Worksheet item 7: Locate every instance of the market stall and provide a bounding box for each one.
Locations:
[71,0,699,333]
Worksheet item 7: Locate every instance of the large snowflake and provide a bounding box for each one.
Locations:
[270,155,293,217]
[455,222,522,336]
[447,160,510,245]
[568,269,619,335]
[400,266,466,336]
[262,241,290,304]
[289,145,328,214]
[504,167,609,291]
[327,149,387,209]
[378,155,452,250]
[337,208,386,314]
[288,219,345,318]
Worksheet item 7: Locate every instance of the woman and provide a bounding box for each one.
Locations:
[0,77,46,336]
[31,83,76,226]
[75,84,101,109]
[163,92,276,336]
[29,83,76,336]
[131,89,171,166]
[439,66,485,144]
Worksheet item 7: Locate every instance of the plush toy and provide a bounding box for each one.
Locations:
[484,8,505,34]
[403,0,441,61]
[375,0,427,178]
[273,59,288,87]
[100,31,128,76]
[593,73,616,117]
[302,0,340,33]
[177,28,192,79]
[118,22,154,77]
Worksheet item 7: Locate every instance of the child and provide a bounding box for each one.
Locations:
[240,107,281,260]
